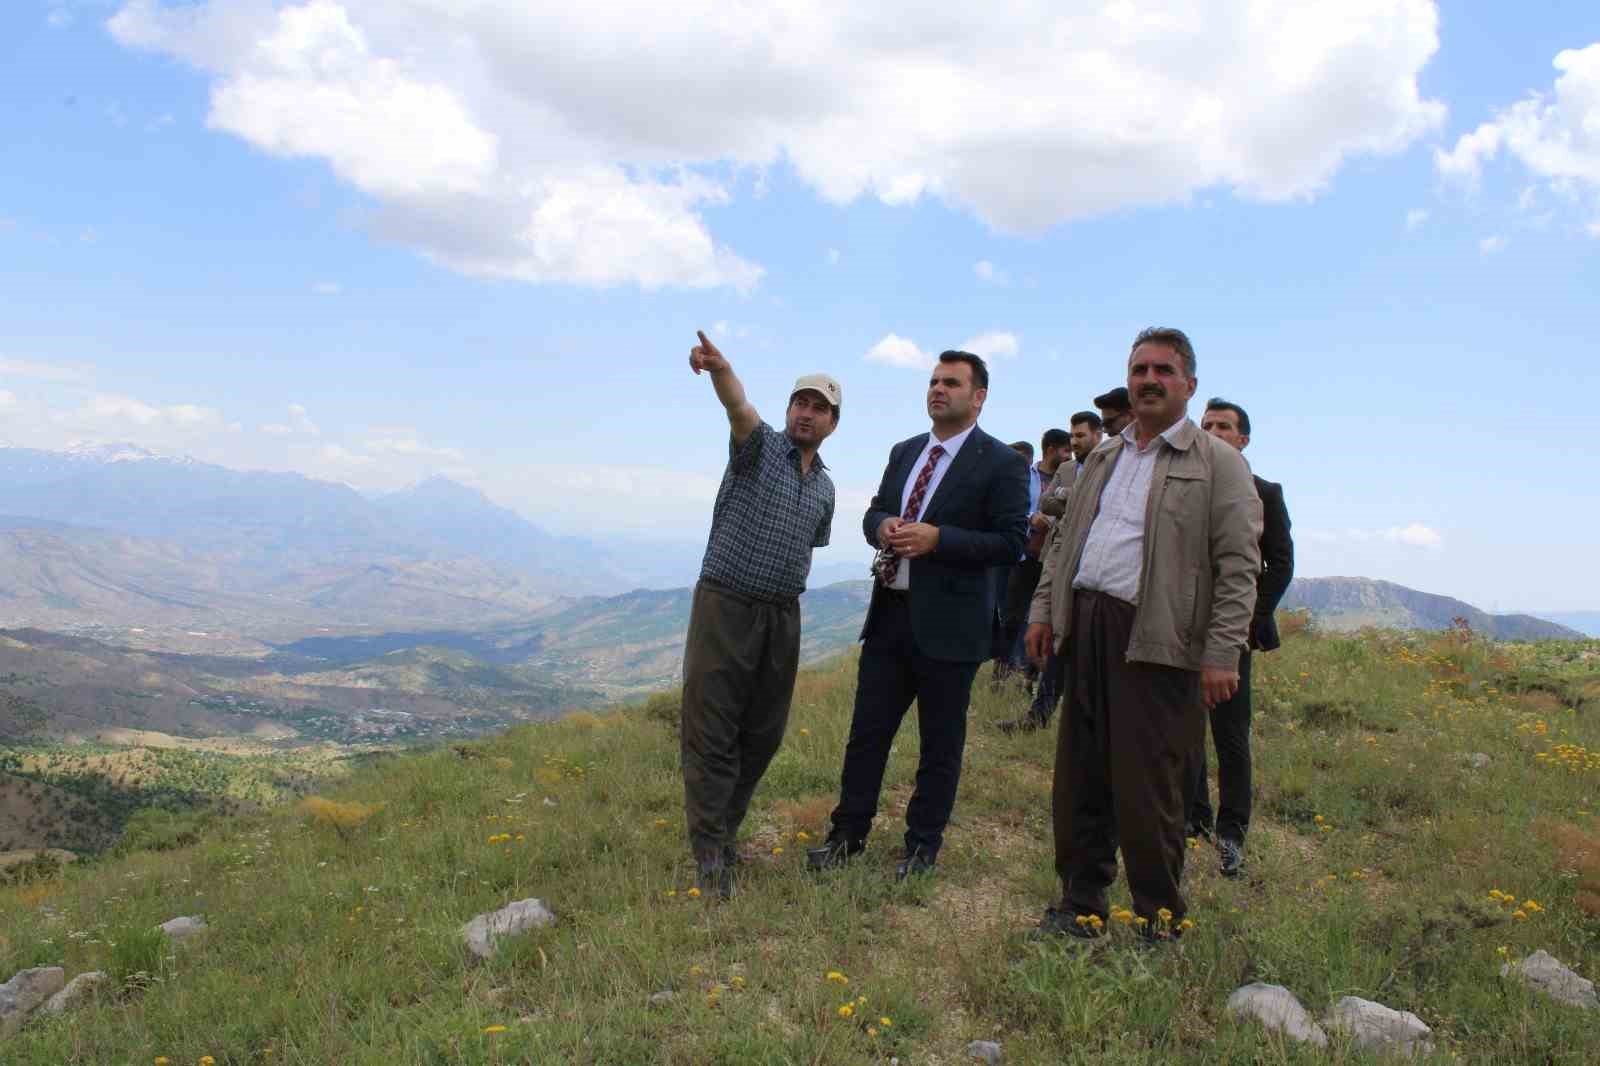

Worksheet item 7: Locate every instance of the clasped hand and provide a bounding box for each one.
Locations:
[877,517,939,559]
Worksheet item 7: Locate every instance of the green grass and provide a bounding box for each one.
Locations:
[3,626,1600,1063]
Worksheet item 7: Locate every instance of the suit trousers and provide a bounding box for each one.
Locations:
[830,592,981,857]
[680,580,800,862]
[1053,589,1204,923]
[1186,649,1253,843]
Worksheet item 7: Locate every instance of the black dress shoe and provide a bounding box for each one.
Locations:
[696,860,734,901]
[996,714,1045,735]
[721,843,743,868]
[805,835,863,871]
[895,849,936,881]
[1029,906,1104,942]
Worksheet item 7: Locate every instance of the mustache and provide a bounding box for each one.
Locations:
[1137,385,1165,398]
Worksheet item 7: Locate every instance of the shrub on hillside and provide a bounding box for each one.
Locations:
[299,796,382,840]
[642,691,681,732]
[0,851,62,887]
[113,807,211,855]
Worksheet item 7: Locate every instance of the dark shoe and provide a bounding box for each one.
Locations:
[1185,822,1214,844]
[721,843,743,868]
[996,713,1046,735]
[895,849,936,882]
[805,834,863,871]
[1218,837,1243,878]
[696,859,734,901]
[1029,906,1105,942]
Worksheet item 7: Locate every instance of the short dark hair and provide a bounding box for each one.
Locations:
[1009,440,1035,459]
[1204,397,1251,436]
[936,349,989,390]
[1130,326,1197,378]
[1041,428,1071,452]
[1070,411,1102,431]
[1092,386,1130,412]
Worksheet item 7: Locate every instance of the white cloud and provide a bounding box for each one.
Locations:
[864,333,931,369]
[960,330,1020,361]
[111,0,1443,291]
[1437,43,1600,230]
[973,259,1008,285]
[825,248,840,266]
[55,392,227,431]
[313,281,341,295]
[1385,523,1442,548]
[261,403,320,436]
[1479,235,1506,255]
[0,356,92,383]
[364,433,464,461]
[0,390,15,410]
[1404,208,1429,230]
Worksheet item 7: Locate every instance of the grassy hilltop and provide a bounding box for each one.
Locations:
[3,623,1600,1063]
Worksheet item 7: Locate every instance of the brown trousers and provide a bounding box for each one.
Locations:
[680,580,801,862]
[1052,589,1203,923]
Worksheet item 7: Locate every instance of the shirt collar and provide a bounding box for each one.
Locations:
[783,433,827,472]
[1120,417,1189,453]
[929,422,977,456]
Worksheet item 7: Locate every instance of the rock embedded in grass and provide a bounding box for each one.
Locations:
[965,1039,1003,1063]
[157,916,207,942]
[0,967,65,1037]
[43,971,107,1015]
[1324,996,1433,1056]
[1225,982,1329,1047]
[1502,950,1599,1009]
[461,898,557,959]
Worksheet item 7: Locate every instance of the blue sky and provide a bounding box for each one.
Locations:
[2,1,1598,610]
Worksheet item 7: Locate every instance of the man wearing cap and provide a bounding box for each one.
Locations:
[808,349,1029,881]
[682,329,839,898]
[1094,387,1134,439]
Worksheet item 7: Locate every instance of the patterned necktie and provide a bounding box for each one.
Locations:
[879,444,945,587]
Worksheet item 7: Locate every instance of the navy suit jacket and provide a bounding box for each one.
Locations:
[859,425,1030,662]
[1249,476,1295,652]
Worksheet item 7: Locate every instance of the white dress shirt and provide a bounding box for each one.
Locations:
[1073,420,1189,604]
[888,422,977,590]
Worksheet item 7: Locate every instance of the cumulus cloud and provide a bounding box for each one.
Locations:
[1385,522,1442,547]
[56,393,227,429]
[1306,523,1442,548]
[261,403,320,436]
[111,0,1444,290]
[864,333,931,369]
[364,431,464,461]
[1437,43,1600,229]
[960,330,1020,361]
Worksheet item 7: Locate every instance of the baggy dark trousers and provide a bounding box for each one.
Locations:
[830,594,981,857]
[1186,649,1253,843]
[680,579,801,862]
[1053,589,1204,923]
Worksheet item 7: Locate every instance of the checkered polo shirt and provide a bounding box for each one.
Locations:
[699,421,835,602]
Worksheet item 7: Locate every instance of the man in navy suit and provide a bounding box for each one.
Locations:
[808,350,1030,880]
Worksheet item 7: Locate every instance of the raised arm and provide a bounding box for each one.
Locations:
[690,329,760,444]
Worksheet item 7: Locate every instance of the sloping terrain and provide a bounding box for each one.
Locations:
[1282,576,1583,640]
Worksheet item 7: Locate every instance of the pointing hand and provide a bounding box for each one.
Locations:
[689,330,730,375]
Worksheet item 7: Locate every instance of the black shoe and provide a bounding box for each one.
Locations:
[805,835,863,871]
[895,849,936,882]
[1029,906,1105,942]
[997,713,1046,735]
[1185,822,1214,844]
[696,859,734,901]
[1218,837,1243,878]
[721,843,743,868]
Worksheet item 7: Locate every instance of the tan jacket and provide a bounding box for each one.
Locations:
[1028,419,1262,672]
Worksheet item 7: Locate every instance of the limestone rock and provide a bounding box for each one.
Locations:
[1225,982,1329,1047]
[965,1039,1003,1063]
[648,990,676,1007]
[0,967,66,1036]
[1502,950,1599,1009]
[43,971,108,1015]
[1324,996,1433,1056]
[461,898,557,959]
[157,916,207,942]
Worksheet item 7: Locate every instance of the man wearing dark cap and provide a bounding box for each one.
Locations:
[1094,387,1134,438]
[682,329,839,898]
[1186,398,1294,878]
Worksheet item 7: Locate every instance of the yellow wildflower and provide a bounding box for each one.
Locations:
[826,971,849,985]
[799,728,811,736]
[653,818,669,828]
[772,846,784,856]
[155,1060,170,1065]
[867,1027,879,1037]
[730,975,745,989]
[1157,907,1174,923]
[838,1004,854,1018]
[1513,909,1529,921]
[665,889,677,898]
[796,831,812,842]
[689,965,704,976]
[200,1058,216,1066]
[880,1017,893,1028]
[857,995,867,1005]
[1178,918,1196,932]
[687,887,702,898]
[1134,916,1149,927]
[1524,900,1543,913]
[1496,945,1511,958]
[482,1025,508,1034]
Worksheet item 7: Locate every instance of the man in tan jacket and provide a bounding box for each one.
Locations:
[1025,327,1261,942]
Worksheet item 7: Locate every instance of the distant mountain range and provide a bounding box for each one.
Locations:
[1535,612,1600,638]
[1280,577,1584,641]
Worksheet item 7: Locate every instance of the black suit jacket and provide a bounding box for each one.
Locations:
[1250,475,1294,652]
[860,426,1030,662]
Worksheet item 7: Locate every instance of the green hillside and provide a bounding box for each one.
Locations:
[3,627,1600,1062]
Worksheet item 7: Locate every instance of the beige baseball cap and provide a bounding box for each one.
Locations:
[791,373,842,409]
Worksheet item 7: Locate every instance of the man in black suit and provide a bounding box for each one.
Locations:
[1186,398,1294,876]
[808,350,1030,880]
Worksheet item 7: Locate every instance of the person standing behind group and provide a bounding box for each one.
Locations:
[808,350,1029,881]
[989,441,1037,679]
[1026,328,1261,941]
[1000,412,1103,734]
[1004,429,1073,672]
[681,330,839,899]
[1094,386,1134,438]
[1185,398,1294,878]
